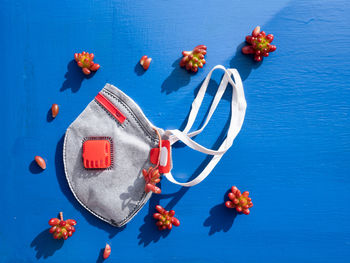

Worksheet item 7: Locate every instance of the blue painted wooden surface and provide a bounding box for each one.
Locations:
[1,0,350,262]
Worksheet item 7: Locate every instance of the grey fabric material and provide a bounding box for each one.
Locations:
[63,83,163,227]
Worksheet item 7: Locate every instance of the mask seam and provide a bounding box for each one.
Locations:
[94,99,127,129]
[102,88,158,143]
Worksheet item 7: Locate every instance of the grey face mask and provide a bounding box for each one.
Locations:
[63,65,247,227]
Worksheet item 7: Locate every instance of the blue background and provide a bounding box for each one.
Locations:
[1,0,350,262]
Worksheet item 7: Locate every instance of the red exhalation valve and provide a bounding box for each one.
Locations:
[83,139,111,169]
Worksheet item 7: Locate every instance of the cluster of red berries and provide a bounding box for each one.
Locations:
[74,51,100,75]
[242,26,276,62]
[153,205,180,231]
[48,212,76,240]
[225,186,253,215]
[142,167,161,194]
[180,45,207,73]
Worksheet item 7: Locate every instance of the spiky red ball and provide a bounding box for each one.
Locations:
[225,186,253,215]
[242,26,276,62]
[153,205,180,231]
[48,212,77,240]
[74,51,100,75]
[180,45,207,73]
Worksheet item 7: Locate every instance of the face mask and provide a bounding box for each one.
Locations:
[63,65,246,227]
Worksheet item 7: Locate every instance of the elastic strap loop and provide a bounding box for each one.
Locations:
[163,65,246,187]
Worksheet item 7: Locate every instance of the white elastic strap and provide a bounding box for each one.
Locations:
[163,65,247,187]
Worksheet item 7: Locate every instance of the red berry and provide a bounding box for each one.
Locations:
[225,201,234,208]
[242,46,254,55]
[140,55,152,70]
[103,244,111,259]
[82,67,91,75]
[49,226,57,233]
[254,55,262,62]
[156,205,165,214]
[266,34,274,42]
[245,35,252,43]
[269,45,277,52]
[228,192,235,200]
[66,219,77,226]
[252,26,260,37]
[35,156,46,170]
[48,218,60,226]
[171,217,180,227]
[243,209,250,215]
[51,104,59,118]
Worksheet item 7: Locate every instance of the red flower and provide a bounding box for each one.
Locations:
[242,26,276,62]
[180,45,207,73]
[225,186,253,215]
[74,51,100,75]
[153,205,180,231]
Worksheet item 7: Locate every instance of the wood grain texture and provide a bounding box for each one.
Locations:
[1,0,350,262]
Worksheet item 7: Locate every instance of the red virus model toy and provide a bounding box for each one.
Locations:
[48,212,77,240]
[225,186,253,215]
[153,205,180,231]
[180,45,207,72]
[242,26,276,62]
[74,51,100,75]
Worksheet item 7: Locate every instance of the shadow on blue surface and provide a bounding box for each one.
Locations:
[137,184,171,247]
[134,61,146,76]
[30,229,64,259]
[29,160,45,174]
[96,247,105,263]
[47,107,55,122]
[203,189,238,235]
[161,58,195,94]
[55,135,126,238]
[203,203,238,235]
[229,41,261,80]
[60,60,94,93]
